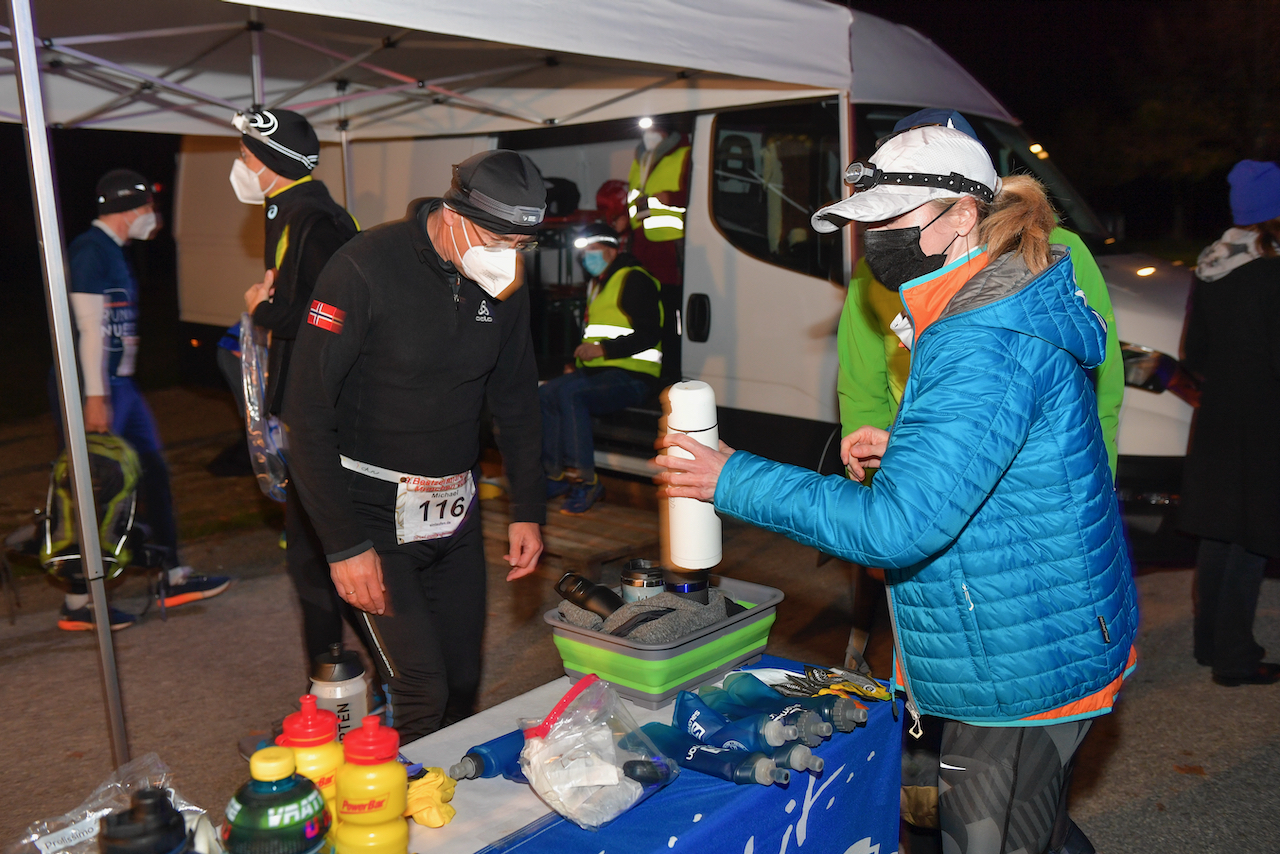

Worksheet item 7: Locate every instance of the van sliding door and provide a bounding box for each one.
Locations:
[681,100,846,469]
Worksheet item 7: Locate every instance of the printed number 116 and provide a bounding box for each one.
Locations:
[423,497,467,522]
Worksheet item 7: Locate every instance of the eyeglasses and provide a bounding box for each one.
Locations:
[481,236,538,251]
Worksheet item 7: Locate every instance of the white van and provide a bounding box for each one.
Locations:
[9,1,1191,533]
[504,100,1196,552]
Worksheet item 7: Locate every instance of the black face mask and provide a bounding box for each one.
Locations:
[863,205,958,291]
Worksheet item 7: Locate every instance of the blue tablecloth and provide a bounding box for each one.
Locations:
[480,656,902,854]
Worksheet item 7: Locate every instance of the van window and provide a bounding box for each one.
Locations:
[854,105,1110,248]
[711,100,844,283]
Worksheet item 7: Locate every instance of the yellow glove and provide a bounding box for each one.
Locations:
[405,768,458,828]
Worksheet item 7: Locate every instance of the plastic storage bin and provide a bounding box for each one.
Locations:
[544,575,784,709]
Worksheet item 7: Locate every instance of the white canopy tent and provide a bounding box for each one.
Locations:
[4,0,1013,768]
[3,0,1012,142]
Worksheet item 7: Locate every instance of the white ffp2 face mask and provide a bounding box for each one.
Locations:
[127,210,158,241]
[230,158,274,205]
[642,130,665,152]
[450,214,517,299]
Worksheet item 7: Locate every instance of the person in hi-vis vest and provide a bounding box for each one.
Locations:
[627,116,691,286]
[541,222,663,515]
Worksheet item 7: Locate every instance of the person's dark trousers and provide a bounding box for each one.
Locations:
[48,372,180,573]
[354,503,487,742]
[1194,537,1268,677]
[286,480,355,666]
[540,368,651,479]
[938,718,1091,854]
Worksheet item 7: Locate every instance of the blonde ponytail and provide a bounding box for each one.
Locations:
[977,175,1056,273]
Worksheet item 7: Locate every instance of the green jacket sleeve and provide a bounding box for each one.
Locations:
[1052,228,1122,481]
[837,258,898,435]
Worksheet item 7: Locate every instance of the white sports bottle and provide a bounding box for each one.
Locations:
[308,642,369,741]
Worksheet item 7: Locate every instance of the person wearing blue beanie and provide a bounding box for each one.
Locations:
[1228,159,1280,226]
[1180,159,1280,687]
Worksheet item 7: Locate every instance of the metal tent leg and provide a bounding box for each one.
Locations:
[7,0,130,768]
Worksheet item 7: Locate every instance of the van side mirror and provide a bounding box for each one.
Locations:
[686,293,711,342]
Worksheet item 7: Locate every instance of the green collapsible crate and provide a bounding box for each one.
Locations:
[544,575,784,709]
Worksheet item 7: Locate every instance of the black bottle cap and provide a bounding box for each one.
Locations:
[310,642,364,682]
[99,788,189,854]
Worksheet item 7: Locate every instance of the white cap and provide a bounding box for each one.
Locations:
[812,125,1000,232]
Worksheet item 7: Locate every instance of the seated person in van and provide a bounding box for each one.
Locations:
[541,223,663,514]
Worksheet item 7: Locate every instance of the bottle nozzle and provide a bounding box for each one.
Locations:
[831,697,869,732]
[448,754,482,780]
[762,719,800,747]
[773,743,824,774]
[794,710,834,747]
[750,756,786,786]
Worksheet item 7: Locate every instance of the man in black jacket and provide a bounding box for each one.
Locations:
[233,108,361,673]
[283,150,546,739]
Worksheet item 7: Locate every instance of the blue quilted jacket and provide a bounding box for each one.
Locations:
[715,248,1138,725]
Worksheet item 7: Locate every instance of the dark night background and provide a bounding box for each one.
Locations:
[3,0,1278,421]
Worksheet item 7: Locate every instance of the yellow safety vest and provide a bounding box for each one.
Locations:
[627,146,690,242]
[577,265,664,377]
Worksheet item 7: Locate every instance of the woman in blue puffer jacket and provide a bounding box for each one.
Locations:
[656,125,1138,854]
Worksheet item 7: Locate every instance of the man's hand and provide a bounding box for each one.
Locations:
[841,425,890,481]
[84,395,111,433]
[330,547,386,614]
[573,342,605,361]
[505,522,543,581]
[244,269,276,315]
[653,434,734,502]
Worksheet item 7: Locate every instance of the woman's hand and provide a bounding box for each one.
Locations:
[653,433,735,501]
[841,425,890,481]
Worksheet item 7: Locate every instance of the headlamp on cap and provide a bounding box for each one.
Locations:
[842,160,995,204]
[574,234,619,249]
[464,187,544,227]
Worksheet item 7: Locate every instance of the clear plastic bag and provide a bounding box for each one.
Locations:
[519,675,677,830]
[5,753,223,854]
[239,314,288,503]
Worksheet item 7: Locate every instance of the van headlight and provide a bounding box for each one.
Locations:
[1119,342,1199,407]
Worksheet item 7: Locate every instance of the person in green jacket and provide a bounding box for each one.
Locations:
[838,112,1122,481]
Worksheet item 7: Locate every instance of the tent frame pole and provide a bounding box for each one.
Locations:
[267,28,411,110]
[549,70,698,125]
[7,0,130,769]
[248,7,264,108]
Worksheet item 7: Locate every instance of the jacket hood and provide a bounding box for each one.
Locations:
[935,245,1107,370]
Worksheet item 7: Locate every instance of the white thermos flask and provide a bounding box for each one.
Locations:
[664,381,722,570]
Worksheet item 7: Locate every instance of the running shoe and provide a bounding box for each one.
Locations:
[560,478,605,515]
[57,603,137,632]
[546,473,575,500]
[159,568,232,608]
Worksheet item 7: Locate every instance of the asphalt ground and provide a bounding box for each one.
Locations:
[3,387,1278,852]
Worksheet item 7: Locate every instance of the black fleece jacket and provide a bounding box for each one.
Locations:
[282,198,545,562]
[251,179,358,413]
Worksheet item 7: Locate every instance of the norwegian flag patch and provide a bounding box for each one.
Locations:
[307,299,345,333]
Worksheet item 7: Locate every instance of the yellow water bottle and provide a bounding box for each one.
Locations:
[333,715,408,854]
[278,694,344,815]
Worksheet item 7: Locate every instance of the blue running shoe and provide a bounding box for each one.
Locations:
[560,478,605,515]
[58,603,136,631]
[160,569,232,608]
[546,474,575,500]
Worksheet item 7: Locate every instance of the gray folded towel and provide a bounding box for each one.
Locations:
[557,589,729,644]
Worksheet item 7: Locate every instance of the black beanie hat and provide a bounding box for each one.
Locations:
[234,108,319,180]
[96,169,153,215]
[444,150,547,235]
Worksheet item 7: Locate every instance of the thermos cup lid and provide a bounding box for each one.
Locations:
[250,746,297,782]
[343,715,400,764]
[665,381,717,433]
[277,695,339,748]
[310,642,364,683]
